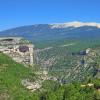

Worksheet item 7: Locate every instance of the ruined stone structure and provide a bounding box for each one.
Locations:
[0,37,34,66]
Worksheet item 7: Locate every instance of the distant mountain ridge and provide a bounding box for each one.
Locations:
[0,21,100,41]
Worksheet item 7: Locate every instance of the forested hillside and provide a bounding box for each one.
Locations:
[0,44,100,100]
[34,39,100,83]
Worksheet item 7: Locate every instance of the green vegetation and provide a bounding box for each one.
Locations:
[0,38,100,100]
[0,52,100,100]
[34,39,100,50]
[37,79,100,100]
[35,39,100,82]
[20,38,32,44]
[0,53,40,100]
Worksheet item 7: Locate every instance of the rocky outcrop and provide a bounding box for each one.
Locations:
[0,37,34,66]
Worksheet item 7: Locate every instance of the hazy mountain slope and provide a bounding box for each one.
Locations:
[0,22,100,41]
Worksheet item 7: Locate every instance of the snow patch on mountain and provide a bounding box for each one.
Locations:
[51,21,100,29]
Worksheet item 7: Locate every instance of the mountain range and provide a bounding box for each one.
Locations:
[0,21,100,42]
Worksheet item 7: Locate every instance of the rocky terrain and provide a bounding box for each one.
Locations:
[0,37,34,66]
[34,43,100,83]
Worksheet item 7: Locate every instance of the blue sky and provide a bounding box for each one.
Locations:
[0,0,99,30]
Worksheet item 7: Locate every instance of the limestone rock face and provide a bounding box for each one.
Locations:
[0,37,34,66]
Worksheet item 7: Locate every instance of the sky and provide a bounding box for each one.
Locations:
[0,0,100,30]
